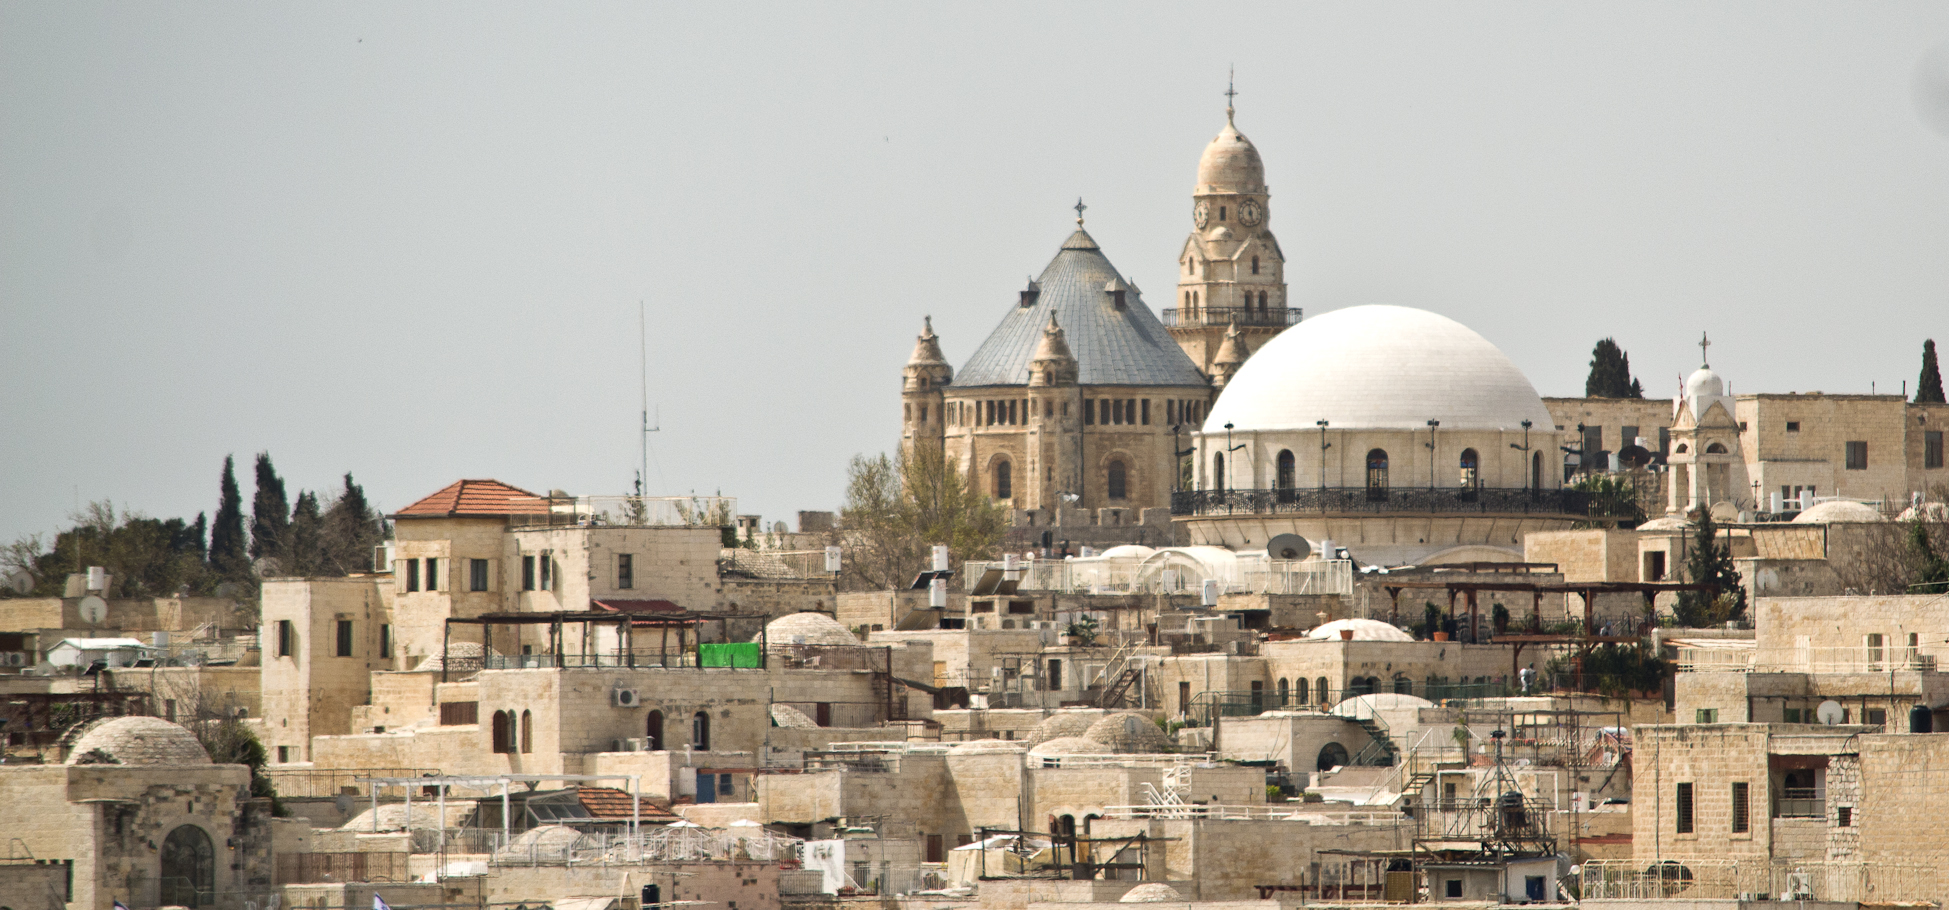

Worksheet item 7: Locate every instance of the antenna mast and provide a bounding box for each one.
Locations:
[639,301,659,496]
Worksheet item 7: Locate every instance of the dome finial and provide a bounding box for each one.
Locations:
[1225,66,1237,125]
[1698,330,1711,368]
[1074,197,1087,226]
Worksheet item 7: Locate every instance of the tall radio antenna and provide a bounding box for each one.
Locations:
[639,301,660,496]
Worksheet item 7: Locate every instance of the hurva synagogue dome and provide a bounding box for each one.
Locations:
[902,97,1579,565]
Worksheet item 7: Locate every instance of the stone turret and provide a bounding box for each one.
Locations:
[902,317,951,454]
[1028,313,1077,387]
[904,316,952,391]
[1211,322,1249,390]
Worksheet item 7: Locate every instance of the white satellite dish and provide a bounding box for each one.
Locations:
[78,594,108,626]
[1267,534,1311,561]
[1816,700,1846,726]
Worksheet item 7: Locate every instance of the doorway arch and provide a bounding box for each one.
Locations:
[161,824,215,907]
[1366,449,1389,501]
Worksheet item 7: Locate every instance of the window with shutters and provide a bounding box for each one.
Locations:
[440,701,479,726]
[470,558,489,592]
[404,558,420,592]
[336,620,353,657]
[1732,782,1750,833]
[1846,441,1868,470]
[522,556,536,591]
[617,554,634,590]
[1676,783,1694,834]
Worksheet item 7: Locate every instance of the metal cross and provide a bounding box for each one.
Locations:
[1699,331,1711,367]
[1225,67,1237,110]
[1074,197,1086,224]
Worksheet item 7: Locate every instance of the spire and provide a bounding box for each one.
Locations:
[1211,321,1250,390]
[1074,197,1087,226]
[907,316,948,367]
[1028,313,1077,387]
[1225,66,1237,126]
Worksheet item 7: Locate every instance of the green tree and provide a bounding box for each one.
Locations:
[210,456,249,582]
[1675,511,1747,626]
[1573,472,1644,528]
[1584,337,1644,399]
[1918,338,1946,404]
[249,453,290,565]
[320,473,385,576]
[836,446,1008,591]
[286,491,324,576]
[11,502,214,598]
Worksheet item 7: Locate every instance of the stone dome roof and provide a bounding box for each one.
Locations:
[1197,115,1264,194]
[1028,736,1108,757]
[949,739,1026,754]
[770,704,820,729]
[413,641,498,672]
[755,612,859,647]
[1121,883,1183,903]
[1637,516,1696,532]
[1099,545,1157,560]
[66,717,210,766]
[1203,306,1554,432]
[1793,501,1886,524]
[1083,713,1170,753]
[1307,618,1414,642]
[1026,711,1103,746]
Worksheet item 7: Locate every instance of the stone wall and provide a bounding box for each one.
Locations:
[261,577,392,763]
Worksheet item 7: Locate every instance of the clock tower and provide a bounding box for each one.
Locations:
[1168,89,1296,380]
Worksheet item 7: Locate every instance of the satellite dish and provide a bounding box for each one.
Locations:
[1816,700,1846,726]
[251,557,282,579]
[1267,534,1312,561]
[78,595,108,626]
[1616,444,1654,468]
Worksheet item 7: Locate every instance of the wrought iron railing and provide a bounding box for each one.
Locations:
[1161,307,1302,328]
[1171,487,1590,517]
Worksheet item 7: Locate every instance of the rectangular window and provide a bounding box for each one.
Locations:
[1445,880,1463,898]
[439,701,479,725]
[926,834,945,863]
[540,554,552,590]
[1846,441,1868,470]
[1695,708,1717,724]
[424,557,439,591]
[277,620,294,658]
[1868,633,1885,666]
[1646,551,1667,581]
[470,558,489,592]
[522,556,536,591]
[277,746,290,763]
[1167,400,1176,424]
[1786,421,1800,432]
[1928,431,1945,469]
[1837,806,1852,827]
[1084,400,1095,425]
[1179,681,1192,715]
[1008,399,1017,425]
[618,553,634,589]
[336,620,354,657]
[1732,782,1750,833]
[1622,425,1640,447]
[404,558,420,592]
[1676,782,1694,834]
[1100,400,1110,425]
[1866,708,1887,727]
[1784,707,1803,724]
[380,624,393,659]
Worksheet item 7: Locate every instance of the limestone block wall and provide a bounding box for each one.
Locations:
[1089,816,1409,900]
[1739,395,1909,502]
[392,516,507,663]
[1214,714,1373,776]
[1525,530,1641,583]
[484,862,779,910]
[1028,766,1154,825]
[350,671,439,732]
[261,577,392,763]
[1630,725,1774,865]
[1855,733,1949,903]
[1755,595,1949,660]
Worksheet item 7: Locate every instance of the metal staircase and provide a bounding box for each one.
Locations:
[1093,643,1142,708]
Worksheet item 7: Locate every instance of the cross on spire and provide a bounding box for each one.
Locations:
[1699,331,1711,367]
[1225,66,1237,123]
[1074,197,1087,225]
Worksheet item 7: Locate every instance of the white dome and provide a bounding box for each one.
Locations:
[1684,367,1724,400]
[1793,501,1885,524]
[1205,306,1554,432]
[755,612,860,648]
[1098,545,1157,559]
[1306,618,1414,642]
[1121,883,1183,903]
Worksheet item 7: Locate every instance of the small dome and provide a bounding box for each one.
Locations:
[1026,711,1102,746]
[1121,883,1183,903]
[1204,225,1235,242]
[1306,619,1414,642]
[1793,501,1886,524]
[770,704,820,729]
[1331,692,1436,719]
[756,612,860,648]
[496,825,584,864]
[1196,117,1265,194]
[1098,545,1157,560]
[1205,306,1554,432]
[66,717,210,766]
[1684,367,1724,401]
[949,739,1026,754]
[1637,516,1696,532]
[1083,713,1171,753]
[1028,736,1107,757]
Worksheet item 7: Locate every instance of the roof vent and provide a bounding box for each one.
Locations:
[1019,279,1041,308]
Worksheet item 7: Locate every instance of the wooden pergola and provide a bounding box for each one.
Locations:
[1379,579,1712,683]
[440,607,746,681]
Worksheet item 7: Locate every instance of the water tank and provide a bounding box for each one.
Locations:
[1910,704,1933,733]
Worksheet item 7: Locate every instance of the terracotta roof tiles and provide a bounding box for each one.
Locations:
[394,479,549,518]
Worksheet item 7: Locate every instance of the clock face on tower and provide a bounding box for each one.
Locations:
[1238,199,1264,227]
[1193,202,1211,229]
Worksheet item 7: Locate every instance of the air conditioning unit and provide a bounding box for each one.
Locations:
[612,688,640,708]
[1,652,24,667]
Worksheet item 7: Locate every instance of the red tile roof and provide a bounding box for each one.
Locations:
[394,479,550,518]
[578,787,680,821]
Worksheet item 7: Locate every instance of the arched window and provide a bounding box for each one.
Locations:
[1107,460,1127,500]
[1316,742,1350,772]
[161,825,215,908]
[1251,256,1260,275]
[692,711,711,750]
[492,711,512,754]
[1531,451,1544,490]
[521,710,533,754]
[1459,448,1479,496]
[1294,677,1309,704]
[993,460,1012,499]
[1277,677,1290,705]
[1394,677,1414,696]
[1212,453,1226,492]
[1351,676,1377,696]
[1366,449,1390,501]
[1674,443,1689,454]
[1316,677,1331,704]
[1706,442,1728,454]
[646,710,663,750]
[1276,449,1296,492]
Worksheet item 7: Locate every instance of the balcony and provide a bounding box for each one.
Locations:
[1170,487,1591,518]
[1773,787,1824,819]
[1161,306,1302,328]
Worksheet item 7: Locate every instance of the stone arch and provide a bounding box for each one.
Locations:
[491,710,512,754]
[1366,449,1389,501]
[992,457,1013,500]
[1277,677,1290,706]
[1316,742,1350,772]
[1706,442,1728,454]
[1459,448,1479,492]
[692,711,711,750]
[1294,677,1309,704]
[646,710,664,750]
[161,824,215,907]
[520,710,533,754]
[1107,459,1128,501]
[1276,449,1296,492]
[1316,677,1330,704]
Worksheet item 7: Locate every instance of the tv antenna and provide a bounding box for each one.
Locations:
[638,301,663,496]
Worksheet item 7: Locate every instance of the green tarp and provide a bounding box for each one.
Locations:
[698,641,762,668]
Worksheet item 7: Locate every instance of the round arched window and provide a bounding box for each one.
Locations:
[1107,460,1128,501]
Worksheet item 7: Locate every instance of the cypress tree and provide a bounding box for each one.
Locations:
[1585,338,1643,398]
[1675,511,1748,626]
[1918,339,1946,404]
[249,453,290,564]
[287,491,323,577]
[322,472,384,575]
[209,456,249,580]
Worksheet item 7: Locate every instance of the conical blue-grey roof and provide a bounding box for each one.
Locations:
[952,229,1208,389]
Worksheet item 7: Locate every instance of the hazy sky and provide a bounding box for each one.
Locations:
[5,3,1949,544]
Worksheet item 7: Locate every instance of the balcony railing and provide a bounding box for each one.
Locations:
[1161,306,1302,328]
[1774,787,1825,819]
[1171,487,1590,517]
